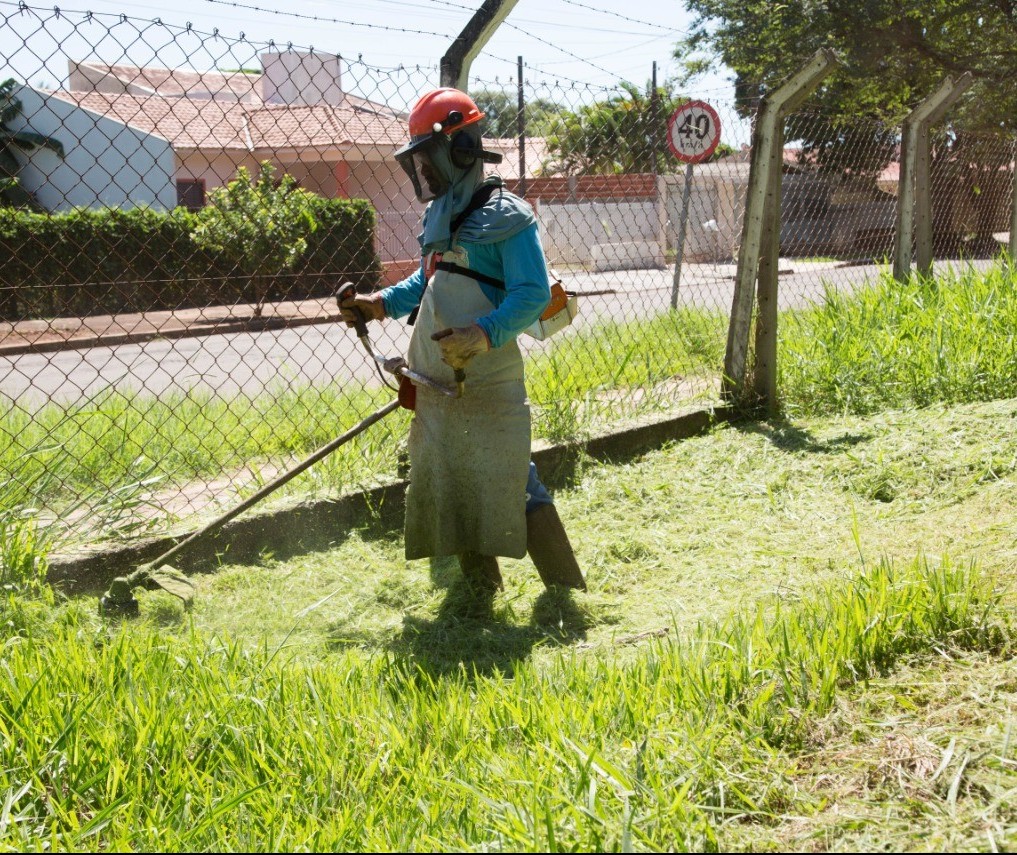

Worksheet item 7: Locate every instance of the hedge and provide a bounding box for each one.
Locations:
[0,198,381,321]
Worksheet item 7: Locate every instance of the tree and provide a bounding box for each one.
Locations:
[541,81,733,176]
[0,78,65,210]
[470,89,559,139]
[192,163,317,317]
[677,1,1017,248]
[676,0,1017,132]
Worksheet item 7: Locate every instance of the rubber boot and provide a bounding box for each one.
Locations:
[526,504,587,591]
[458,551,503,595]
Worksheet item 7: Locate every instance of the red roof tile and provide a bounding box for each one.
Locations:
[49,89,407,153]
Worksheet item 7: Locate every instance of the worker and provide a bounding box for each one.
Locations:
[340,87,586,604]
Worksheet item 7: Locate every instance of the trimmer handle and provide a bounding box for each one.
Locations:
[337,282,369,340]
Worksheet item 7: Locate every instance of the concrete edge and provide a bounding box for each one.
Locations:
[47,403,738,593]
[0,312,346,358]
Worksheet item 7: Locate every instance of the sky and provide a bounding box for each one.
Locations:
[1,0,747,140]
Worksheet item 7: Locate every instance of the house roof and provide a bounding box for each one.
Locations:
[82,62,263,102]
[51,90,249,150]
[53,62,544,177]
[49,89,408,154]
[72,61,404,118]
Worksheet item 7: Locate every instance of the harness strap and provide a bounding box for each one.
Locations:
[434,261,505,290]
[407,182,503,326]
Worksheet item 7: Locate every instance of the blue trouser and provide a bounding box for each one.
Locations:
[525,461,553,514]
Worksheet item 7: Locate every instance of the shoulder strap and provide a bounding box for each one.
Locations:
[450,182,500,235]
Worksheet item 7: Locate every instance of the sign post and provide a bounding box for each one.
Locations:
[667,100,721,308]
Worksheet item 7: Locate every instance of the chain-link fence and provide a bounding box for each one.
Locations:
[1,5,1013,554]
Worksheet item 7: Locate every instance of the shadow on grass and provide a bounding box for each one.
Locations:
[388,585,591,680]
[735,419,871,454]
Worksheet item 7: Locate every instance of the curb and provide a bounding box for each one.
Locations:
[0,312,346,358]
[47,404,737,593]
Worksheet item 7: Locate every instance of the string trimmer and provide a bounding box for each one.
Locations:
[99,284,463,617]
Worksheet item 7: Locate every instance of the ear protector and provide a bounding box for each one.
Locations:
[450,130,504,170]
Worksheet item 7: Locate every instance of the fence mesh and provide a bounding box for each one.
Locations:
[0,4,1013,553]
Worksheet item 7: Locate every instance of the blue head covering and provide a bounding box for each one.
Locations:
[418,129,536,254]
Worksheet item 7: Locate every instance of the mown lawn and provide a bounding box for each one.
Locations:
[0,396,1012,851]
[1,260,1015,851]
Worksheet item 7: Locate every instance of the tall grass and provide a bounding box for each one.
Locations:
[528,307,727,441]
[780,257,1017,416]
[0,553,1004,851]
[0,474,53,635]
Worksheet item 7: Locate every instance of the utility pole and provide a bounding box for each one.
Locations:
[517,55,526,197]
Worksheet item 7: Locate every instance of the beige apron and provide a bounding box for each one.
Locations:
[404,248,530,560]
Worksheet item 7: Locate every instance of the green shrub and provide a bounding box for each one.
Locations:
[0,191,381,320]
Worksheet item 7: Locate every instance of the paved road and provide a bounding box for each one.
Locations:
[1,258,988,410]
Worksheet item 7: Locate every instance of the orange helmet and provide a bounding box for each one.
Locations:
[406,88,485,140]
[394,87,502,202]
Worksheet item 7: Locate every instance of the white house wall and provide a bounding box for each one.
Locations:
[347,160,422,263]
[177,150,258,191]
[10,84,176,212]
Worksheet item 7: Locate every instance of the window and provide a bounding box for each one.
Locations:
[176,179,206,211]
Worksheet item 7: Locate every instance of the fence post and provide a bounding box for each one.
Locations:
[751,121,785,412]
[1010,141,1017,261]
[440,0,520,88]
[893,74,973,280]
[723,49,836,406]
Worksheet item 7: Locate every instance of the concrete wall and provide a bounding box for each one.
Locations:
[536,200,660,266]
[9,84,177,212]
[661,169,747,263]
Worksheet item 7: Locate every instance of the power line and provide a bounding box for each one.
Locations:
[503,20,617,80]
[477,53,620,93]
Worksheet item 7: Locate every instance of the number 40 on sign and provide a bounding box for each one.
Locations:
[667,100,722,164]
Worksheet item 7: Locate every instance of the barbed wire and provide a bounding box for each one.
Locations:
[556,0,686,35]
[195,0,452,37]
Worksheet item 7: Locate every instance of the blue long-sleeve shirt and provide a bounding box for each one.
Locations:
[379,222,551,349]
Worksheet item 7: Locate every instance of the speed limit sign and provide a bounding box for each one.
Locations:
[667,100,722,164]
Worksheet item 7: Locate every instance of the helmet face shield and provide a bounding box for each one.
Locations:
[395,135,449,202]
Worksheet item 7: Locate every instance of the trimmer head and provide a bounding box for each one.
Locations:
[98,563,195,618]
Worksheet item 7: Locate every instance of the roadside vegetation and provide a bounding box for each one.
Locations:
[0,305,726,547]
[0,258,1015,850]
[781,256,1017,415]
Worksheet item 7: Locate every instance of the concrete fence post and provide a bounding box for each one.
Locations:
[723,49,837,407]
[1010,140,1017,261]
[893,73,974,281]
[440,0,519,89]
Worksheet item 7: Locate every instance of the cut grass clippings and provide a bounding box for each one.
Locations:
[0,552,1008,851]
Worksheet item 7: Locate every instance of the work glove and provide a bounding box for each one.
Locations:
[431,324,490,370]
[339,289,386,327]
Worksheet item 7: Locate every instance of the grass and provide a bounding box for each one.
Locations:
[2,258,1017,849]
[780,256,1017,416]
[759,650,1017,852]
[2,394,1016,849]
[0,548,1008,850]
